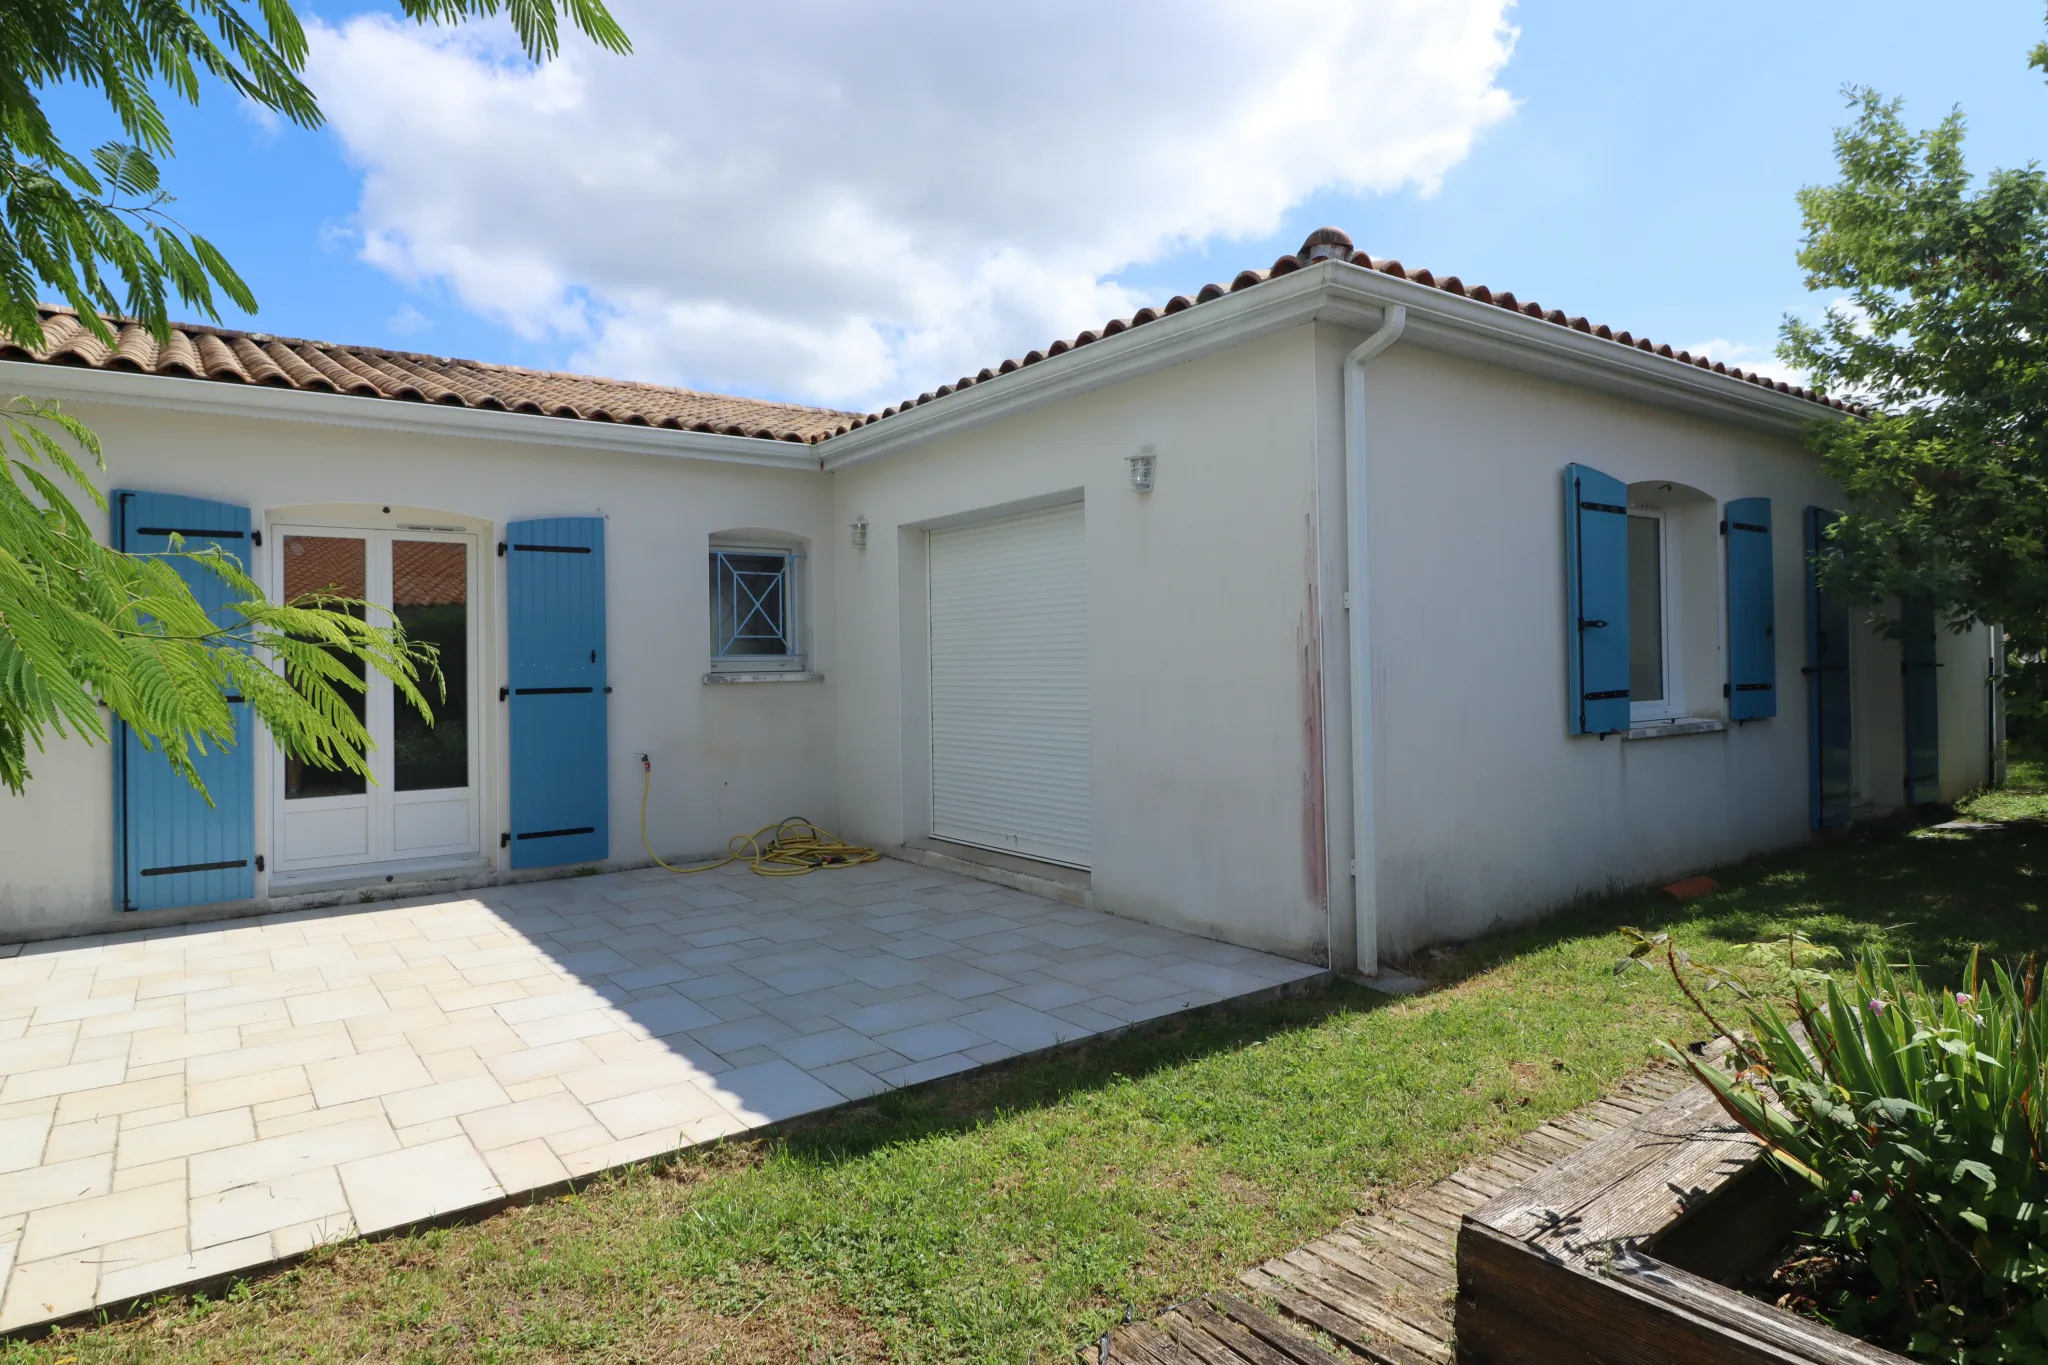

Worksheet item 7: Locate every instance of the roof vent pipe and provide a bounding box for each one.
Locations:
[1343,303,1406,978]
[1299,226,1356,265]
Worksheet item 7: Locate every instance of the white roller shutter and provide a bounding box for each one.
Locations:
[929,502,1091,868]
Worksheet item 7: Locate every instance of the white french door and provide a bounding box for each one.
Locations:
[270,525,482,875]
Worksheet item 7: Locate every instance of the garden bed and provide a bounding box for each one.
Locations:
[1455,1074,1910,1365]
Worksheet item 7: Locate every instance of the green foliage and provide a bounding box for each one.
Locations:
[0,396,437,795]
[0,0,628,350]
[1657,937,2048,1362]
[1779,72,2048,658]
[0,0,629,795]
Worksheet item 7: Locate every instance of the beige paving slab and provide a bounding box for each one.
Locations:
[0,857,1323,1334]
[306,1047,434,1108]
[18,1180,183,1262]
[118,1109,255,1168]
[189,1116,400,1196]
[382,1074,512,1129]
[339,1136,502,1235]
[190,1168,351,1249]
[0,1154,113,1217]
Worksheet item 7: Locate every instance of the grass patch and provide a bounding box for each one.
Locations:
[14,779,2048,1363]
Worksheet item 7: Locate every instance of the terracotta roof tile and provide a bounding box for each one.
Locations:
[836,227,1861,434]
[3,308,856,445]
[4,232,1855,453]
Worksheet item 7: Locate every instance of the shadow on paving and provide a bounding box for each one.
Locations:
[726,976,1395,1170]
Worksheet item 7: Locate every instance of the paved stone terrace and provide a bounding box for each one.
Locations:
[0,858,1322,1333]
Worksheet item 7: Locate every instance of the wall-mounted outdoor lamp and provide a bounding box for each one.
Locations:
[1128,446,1157,494]
[850,516,869,550]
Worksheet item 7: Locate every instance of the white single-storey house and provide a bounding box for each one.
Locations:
[0,229,2000,973]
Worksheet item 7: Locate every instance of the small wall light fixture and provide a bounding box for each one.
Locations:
[1128,446,1157,494]
[850,516,869,550]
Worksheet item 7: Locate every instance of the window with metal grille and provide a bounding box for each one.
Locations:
[709,545,804,670]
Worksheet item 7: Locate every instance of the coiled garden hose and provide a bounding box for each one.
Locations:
[637,754,881,877]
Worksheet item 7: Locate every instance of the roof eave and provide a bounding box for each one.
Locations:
[0,358,826,472]
[820,259,1838,470]
[1317,265,1837,436]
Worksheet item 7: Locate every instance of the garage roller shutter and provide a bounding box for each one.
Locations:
[929,502,1091,868]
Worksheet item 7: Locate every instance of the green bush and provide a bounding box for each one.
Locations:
[1655,940,2048,1361]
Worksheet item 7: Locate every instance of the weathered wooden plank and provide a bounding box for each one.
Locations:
[1457,1218,1903,1365]
[1349,1214,1456,1276]
[1436,1170,1506,1205]
[1288,1245,1454,1348]
[1264,1256,1452,1364]
[1320,1227,1454,1299]
[1182,1298,1309,1365]
[1195,1295,1343,1365]
[1469,1084,1741,1244]
[1391,1195,1464,1237]
[1294,1237,1453,1330]
[1242,1267,1437,1365]
[1102,1321,1174,1365]
[1158,1311,1263,1365]
[1321,1226,1455,1297]
[1477,1149,1549,1181]
[1613,1249,1912,1365]
[1513,1128,1579,1161]
[1279,1246,1452,1344]
[1124,1320,1199,1365]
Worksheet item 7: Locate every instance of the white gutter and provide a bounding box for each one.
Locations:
[1342,303,1406,978]
[0,359,825,473]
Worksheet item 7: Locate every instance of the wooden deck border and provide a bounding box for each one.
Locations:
[1455,1076,1909,1365]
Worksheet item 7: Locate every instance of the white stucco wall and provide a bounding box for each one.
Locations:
[1332,327,1994,955]
[0,396,834,939]
[829,326,1334,962]
[0,316,2004,960]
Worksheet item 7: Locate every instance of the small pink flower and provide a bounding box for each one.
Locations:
[1849,1190,1864,1204]
[1868,999,1888,1016]
[1956,993,1974,1008]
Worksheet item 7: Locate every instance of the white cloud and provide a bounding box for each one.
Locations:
[385,302,432,336]
[1687,337,1806,388]
[306,0,1518,409]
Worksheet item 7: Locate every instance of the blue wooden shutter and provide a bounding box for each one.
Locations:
[1804,507,1853,829]
[112,491,255,911]
[1724,497,1777,721]
[1901,597,1940,805]
[506,517,609,868]
[1565,464,1630,734]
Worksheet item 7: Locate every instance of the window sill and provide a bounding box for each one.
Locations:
[702,670,825,685]
[1622,717,1725,741]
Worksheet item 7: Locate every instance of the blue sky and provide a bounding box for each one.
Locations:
[41,0,2048,408]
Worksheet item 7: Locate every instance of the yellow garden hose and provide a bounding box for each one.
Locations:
[637,755,880,877]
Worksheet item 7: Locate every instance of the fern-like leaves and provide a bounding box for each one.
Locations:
[0,395,438,797]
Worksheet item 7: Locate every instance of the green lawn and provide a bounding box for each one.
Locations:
[14,768,2048,1364]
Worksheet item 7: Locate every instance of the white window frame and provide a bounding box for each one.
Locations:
[1628,506,1686,725]
[708,542,806,673]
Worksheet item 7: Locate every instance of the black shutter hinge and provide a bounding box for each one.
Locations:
[497,541,507,557]
[501,832,511,848]
[604,686,613,694]
[499,687,509,702]
[251,530,263,547]
[1719,519,1726,535]
[1578,618,1609,630]
[255,855,265,872]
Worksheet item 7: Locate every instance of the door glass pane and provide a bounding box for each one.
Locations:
[1627,515,1664,703]
[393,540,468,792]
[283,535,368,799]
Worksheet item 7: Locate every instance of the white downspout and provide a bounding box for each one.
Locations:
[1343,303,1406,977]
